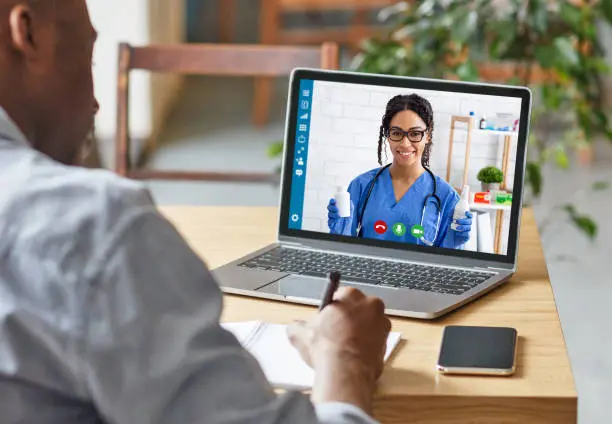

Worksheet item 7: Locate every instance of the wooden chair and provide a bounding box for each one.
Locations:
[218,0,236,43]
[115,42,339,182]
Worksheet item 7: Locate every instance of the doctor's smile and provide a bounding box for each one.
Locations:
[327,93,473,250]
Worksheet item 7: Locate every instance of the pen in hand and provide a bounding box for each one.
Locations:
[320,271,341,311]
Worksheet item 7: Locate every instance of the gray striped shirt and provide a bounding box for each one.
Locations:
[0,108,376,424]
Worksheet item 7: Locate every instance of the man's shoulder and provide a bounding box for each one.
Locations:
[2,157,156,244]
[63,166,153,214]
[16,161,152,217]
[0,155,158,331]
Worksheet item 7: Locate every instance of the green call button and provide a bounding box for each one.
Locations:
[411,224,425,238]
[392,222,406,237]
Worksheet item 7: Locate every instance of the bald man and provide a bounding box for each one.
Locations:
[0,1,391,424]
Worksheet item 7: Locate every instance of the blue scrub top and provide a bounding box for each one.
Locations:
[334,167,465,250]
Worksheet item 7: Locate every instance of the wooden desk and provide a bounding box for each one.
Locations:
[159,206,577,424]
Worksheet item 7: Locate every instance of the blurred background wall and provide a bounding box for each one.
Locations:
[87,0,185,148]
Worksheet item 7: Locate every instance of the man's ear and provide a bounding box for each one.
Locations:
[9,4,37,56]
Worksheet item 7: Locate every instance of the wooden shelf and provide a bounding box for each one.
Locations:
[453,127,518,137]
[478,130,518,136]
[446,114,516,254]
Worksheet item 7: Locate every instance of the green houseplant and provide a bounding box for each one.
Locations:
[477,166,504,192]
[349,0,612,239]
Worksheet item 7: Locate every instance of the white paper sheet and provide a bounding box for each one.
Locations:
[223,321,402,390]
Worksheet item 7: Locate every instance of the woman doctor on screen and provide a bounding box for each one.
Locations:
[327,94,472,249]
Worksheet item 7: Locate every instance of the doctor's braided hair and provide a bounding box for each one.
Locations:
[377,94,434,168]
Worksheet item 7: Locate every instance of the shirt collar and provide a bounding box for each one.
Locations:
[0,106,29,145]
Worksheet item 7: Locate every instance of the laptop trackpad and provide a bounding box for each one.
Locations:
[256,274,393,304]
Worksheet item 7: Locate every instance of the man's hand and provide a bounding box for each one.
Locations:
[287,287,391,414]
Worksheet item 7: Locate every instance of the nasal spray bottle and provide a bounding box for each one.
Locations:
[451,185,470,230]
[334,186,351,218]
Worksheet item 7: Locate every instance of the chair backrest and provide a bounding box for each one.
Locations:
[115,42,339,175]
[118,42,339,76]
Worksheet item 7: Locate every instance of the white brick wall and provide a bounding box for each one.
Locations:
[301,81,521,254]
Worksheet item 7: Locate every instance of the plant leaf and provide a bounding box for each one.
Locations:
[562,204,576,215]
[412,36,431,56]
[587,57,610,73]
[528,0,548,33]
[415,0,435,17]
[378,1,411,22]
[535,38,580,69]
[559,2,582,29]
[451,10,477,43]
[541,84,563,109]
[555,147,570,169]
[526,162,542,197]
[488,20,517,58]
[592,181,610,191]
[267,141,284,158]
[534,44,557,69]
[563,204,598,240]
[572,216,597,240]
[456,61,479,81]
[600,0,612,24]
[554,37,580,67]
[594,110,609,129]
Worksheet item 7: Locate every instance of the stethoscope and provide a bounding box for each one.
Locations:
[355,164,442,246]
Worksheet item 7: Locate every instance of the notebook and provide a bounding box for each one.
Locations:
[222,321,402,390]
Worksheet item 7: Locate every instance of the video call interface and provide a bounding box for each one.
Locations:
[287,79,524,256]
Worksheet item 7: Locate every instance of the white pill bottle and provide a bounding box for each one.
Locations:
[334,186,351,218]
[451,185,470,230]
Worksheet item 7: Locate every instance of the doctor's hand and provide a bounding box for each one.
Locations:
[452,211,473,244]
[327,198,354,235]
[287,287,391,414]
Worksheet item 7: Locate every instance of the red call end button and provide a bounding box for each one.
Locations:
[374,220,388,234]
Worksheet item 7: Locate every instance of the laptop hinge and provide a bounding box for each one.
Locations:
[476,266,507,272]
[280,241,303,247]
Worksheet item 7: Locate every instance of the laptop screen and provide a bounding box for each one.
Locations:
[281,70,530,263]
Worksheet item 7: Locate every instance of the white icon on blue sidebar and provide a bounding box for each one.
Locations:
[298,124,307,132]
[296,157,304,166]
[295,169,303,177]
[297,135,306,143]
[291,214,299,223]
[300,113,308,120]
[301,100,309,109]
[302,90,310,97]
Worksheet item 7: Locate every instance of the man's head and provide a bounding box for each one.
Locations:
[0,0,98,164]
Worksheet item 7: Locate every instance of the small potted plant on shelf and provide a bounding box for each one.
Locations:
[477,166,504,192]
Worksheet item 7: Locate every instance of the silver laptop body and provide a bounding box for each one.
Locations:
[213,69,532,319]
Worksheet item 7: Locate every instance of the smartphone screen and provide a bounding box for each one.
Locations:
[437,326,518,375]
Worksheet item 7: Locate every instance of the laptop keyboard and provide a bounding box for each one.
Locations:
[238,247,495,296]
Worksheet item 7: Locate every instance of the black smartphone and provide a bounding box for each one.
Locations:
[436,325,518,376]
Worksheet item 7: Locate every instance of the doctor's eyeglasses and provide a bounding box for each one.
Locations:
[388,127,427,143]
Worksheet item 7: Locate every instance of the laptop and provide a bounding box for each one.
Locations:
[213,69,532,319]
